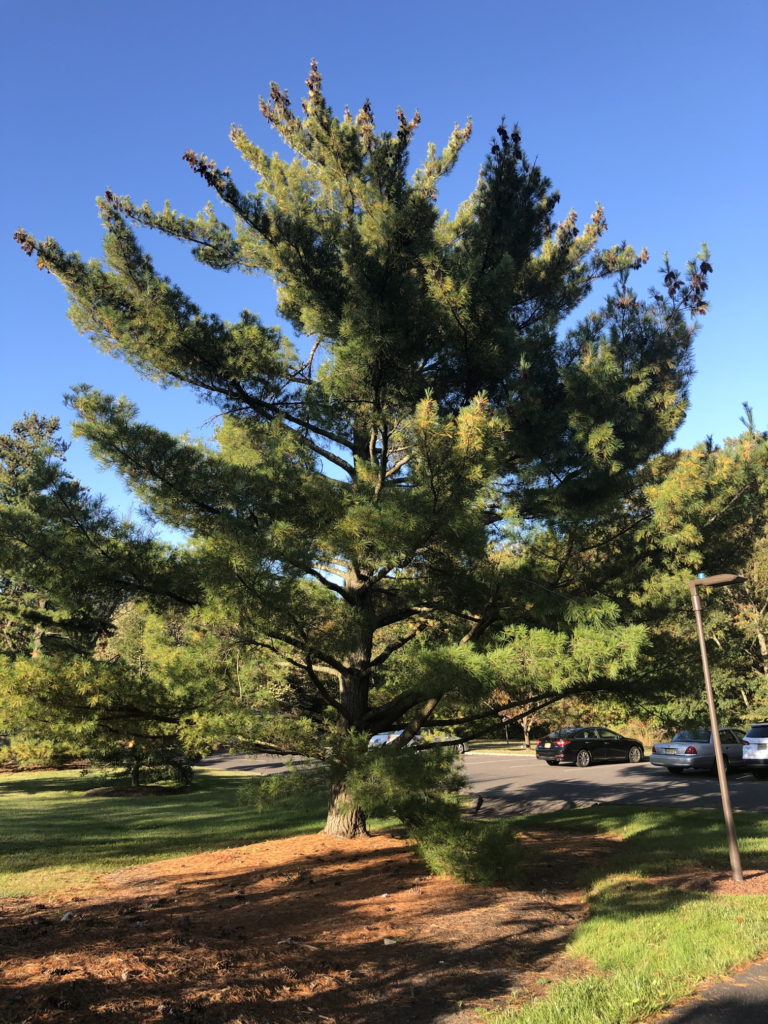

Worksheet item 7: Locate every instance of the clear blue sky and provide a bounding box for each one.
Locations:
[2,0,766,519]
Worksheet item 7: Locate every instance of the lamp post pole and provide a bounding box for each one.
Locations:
[689,573,746,884]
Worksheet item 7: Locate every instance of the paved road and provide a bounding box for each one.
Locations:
[200,751,308,774]
[462,752,768,815]
[201,748,768,814]
[649,957,768,1023]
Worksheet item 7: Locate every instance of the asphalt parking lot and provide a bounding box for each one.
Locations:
[200,749,768,815]
[462,751,768,815]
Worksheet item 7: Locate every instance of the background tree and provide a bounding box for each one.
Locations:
[0,416,202,768]
[0,600,232,781]
[635,413,768,727]
[15,65,709,835]
[0,414,197,657]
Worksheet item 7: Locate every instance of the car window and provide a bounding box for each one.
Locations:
[597,729,619,739]
[720,730,736,743]
[672,729,711,743]
[746,724,768,739]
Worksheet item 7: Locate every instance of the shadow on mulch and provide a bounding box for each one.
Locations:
[0,828,622,1024]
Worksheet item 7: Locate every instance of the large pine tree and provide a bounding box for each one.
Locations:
[15,65,709,834]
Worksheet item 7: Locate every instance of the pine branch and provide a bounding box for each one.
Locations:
[369,623,428,669]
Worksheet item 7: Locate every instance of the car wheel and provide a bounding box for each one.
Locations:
[666,766,684,774]
[627,745,643,764]
[575,749,592,768]
[546,759,558,766]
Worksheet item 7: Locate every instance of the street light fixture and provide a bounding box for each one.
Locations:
[689,572,746,883]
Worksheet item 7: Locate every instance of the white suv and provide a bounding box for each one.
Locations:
[741,722,768,777]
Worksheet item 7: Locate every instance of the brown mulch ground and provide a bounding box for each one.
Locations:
[2,827,767,1024]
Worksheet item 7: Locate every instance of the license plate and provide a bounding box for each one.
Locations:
[759,743,768,751]
[542,742,551,749]
[663,747,677,754]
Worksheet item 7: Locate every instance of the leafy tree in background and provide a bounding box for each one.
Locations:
[0,414,197,659]
[0,416,202,768]
[15,65,709,835]
[0,600,236,781]
[637,412,768,726]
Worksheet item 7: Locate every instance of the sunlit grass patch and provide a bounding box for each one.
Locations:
[493,806,768,1024]
[0,769,328,897]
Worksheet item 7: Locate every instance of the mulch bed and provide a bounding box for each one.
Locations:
[3,826,765,1024]
[0,828,620,1024]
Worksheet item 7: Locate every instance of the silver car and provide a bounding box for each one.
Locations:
[368,730,466,753]
[741,721,768,777]
[650,727,745,774]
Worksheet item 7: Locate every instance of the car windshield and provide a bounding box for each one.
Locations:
[746,724,768,739]
[671,729,711,743]
[546,729,577,739]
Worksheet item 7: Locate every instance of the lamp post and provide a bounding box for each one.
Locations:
[689,572,746,883]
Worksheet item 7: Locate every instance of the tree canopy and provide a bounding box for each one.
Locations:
[12,65,710,834]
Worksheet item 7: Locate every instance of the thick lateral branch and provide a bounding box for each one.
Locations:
[393,696,441,747]
[362,688,429,730]
[304,657,344,713]
[430,688,591,736]
[264,628,347,676]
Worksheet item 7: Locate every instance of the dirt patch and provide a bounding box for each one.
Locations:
[0,828,621,1024]
[648,868,768,896]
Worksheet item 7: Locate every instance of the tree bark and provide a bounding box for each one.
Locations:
[322,565,376,837]
[323,780,368,838]
[522,715,533,748]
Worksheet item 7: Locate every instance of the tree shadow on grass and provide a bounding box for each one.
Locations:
[0,775,328,879]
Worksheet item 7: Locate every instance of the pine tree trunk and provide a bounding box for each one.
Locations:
[323,567,373,838]
[324,665,369,836]
[323,780,368,838]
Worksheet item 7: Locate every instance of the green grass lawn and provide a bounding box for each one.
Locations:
[492,805,768,1024]
[0,768,328,897]
[466,740,535,754]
